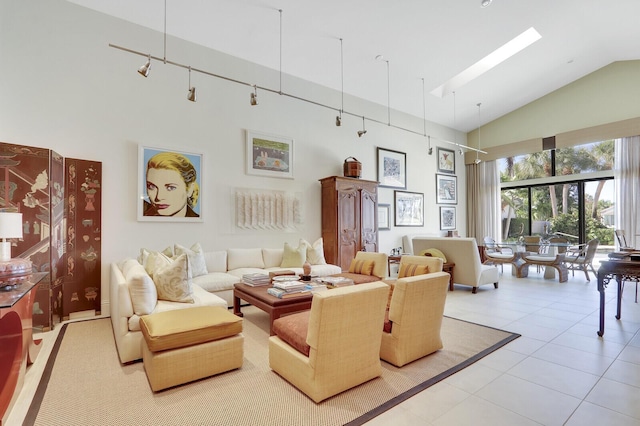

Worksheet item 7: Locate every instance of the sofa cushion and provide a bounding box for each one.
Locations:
[154,254,194,303]
[348,258,375,276]
[175,242,208,277]
[126,263,158,316]
[398,263,429,278]
[140,306,242,352]
[227,248,264,270]
[272,310,311,357]
[300,238,326,265]
[192,272,239,292]
[280,242,306,268]
[262,248,284,268]
[203,250,227,273]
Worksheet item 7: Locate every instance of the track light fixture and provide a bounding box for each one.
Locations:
[459,147,464,156]
[481,0,493,8]
[428,136,433,155]
[335,113,342,126]
[187,66,196,102]
[357,116,367,137]
[138,54,151,77]
[250,84,258,106]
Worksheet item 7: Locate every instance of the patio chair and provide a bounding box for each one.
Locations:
[564,238,599,281]
[483,236,517,273]
[615,229,635,252]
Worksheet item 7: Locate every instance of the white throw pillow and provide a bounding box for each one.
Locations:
[126,264,158,316]
[280,242,307,268]
[175,242,208,277]
[301,238,326,265]
[154,254,194,303]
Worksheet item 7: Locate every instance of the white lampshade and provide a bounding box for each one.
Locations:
[0,212,23,239]
[0,212,22,262]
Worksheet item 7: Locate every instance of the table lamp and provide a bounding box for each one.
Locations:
[0,212,23,262]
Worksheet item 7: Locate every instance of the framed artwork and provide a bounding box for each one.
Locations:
[394,190,424,227]
[246,130,294,179]
[437,147,455,174]
[378,203,391,230]
[377,147,407,189]
[138,145,203,222]
[440,206,456,230]
[436,174,457,204]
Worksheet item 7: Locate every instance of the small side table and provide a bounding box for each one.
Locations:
[443,262,455,291]
[387,255,402,276]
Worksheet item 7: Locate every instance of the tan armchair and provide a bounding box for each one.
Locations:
[268,281,388,403]
[397,255,443,275]
[328,251,388,284]
[380,272,450,367]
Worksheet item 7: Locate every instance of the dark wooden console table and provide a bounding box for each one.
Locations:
[597,258,640,337]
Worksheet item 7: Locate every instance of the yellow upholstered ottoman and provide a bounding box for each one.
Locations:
[140,306,243,391]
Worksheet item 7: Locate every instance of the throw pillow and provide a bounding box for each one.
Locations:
[418,248,447,263]
[398,263,430,278]
[154,254,194,303]
[348,258,375,276]
[280,242,307,268]
[175,242,208,277]
[300,238,326,265]
[126,263,158,316]
[143,251,173,279]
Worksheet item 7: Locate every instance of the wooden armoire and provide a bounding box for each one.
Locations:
[320,176,379,271]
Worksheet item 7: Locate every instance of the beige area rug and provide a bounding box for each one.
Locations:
[24,307,519,426]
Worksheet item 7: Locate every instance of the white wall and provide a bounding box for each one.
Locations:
[0,0,466,314]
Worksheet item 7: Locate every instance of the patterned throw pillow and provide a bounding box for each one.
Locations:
[300,238,326,265]
[175,242,208,277]
[280,242,307,268]
[398,263,430,278]
[154,254,194,303]
[348,258,375,276]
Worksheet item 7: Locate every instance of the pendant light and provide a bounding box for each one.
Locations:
[357,116,367,137]
[137,54,151,77]
[250,84,258,106]
[336,38,344,126]
[187,66,196,102]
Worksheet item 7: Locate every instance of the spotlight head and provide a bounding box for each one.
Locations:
[187,87,196,102]
[458,148,463,155]
[357,130,367,137]
[481,0,493,7]
[428,147,433,155]
[335,115,341,126]
[474,158,482,165]
[137,57,151,77]
[250,92,258,106]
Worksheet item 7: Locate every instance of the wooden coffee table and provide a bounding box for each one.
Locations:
[233,283,313,335]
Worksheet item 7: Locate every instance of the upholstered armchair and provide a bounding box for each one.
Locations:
[268,281,388,403]
[397,255,443,276]
[329,251,388,284]
[380,272,450,367]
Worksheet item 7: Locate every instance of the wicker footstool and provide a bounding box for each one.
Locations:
[140,306,243,391]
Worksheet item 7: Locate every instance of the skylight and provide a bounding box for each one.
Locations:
[431,27,542,98]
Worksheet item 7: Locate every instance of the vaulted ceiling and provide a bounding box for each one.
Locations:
[68,0,640,132]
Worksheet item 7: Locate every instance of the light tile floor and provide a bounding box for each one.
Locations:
[367,266,640,426]
[7,263,640,426]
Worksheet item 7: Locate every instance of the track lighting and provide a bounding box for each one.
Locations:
[357,116,367,137]
[250,85,258,106]
[187,66,196,102]
[138,55,151,77]
[481,0,493,7]
[459,148,464,155]
[475,103,483,164]
[335,113,342,127]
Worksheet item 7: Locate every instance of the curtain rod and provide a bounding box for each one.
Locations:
[108,43,488,154]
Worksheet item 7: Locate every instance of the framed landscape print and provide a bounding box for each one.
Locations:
[378,203,391,230]
[440,206,456,230]
[436,174,457,204]
[377,147,407,189]
[437,147,455,174]
[394,190,424,227]
[138,145,204,222]
[246,130,294,179]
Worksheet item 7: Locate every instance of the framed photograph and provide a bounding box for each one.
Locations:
[394,191,424,227]
[440,206,456,230]
[436,174,457,204]
[377,147,406,189]
[138,145,203,222]
[246,130,294,179]
[378,203,391,230]
[437,147,455,174]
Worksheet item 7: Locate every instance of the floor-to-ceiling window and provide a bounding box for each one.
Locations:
[498,141,615,249]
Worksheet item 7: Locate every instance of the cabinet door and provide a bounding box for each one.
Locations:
[360,184,378,253]
[337,185,359,271]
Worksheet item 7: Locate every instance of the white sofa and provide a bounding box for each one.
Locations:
[110,247,341,364]
[410,237,499,293]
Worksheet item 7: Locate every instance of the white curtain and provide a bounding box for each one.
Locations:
[466,160,501,244]
[614,136,640,248]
